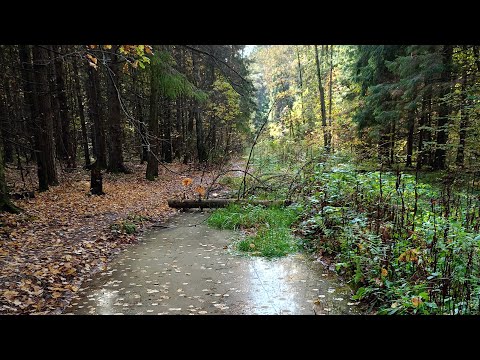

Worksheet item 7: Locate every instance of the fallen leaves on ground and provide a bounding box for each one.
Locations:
[411,296,423,308]
[0,162,221,314]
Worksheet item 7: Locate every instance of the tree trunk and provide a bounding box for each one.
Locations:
[379,131,390,164]
[192,52,207,164]
[18,45,38,165]
[456,70,469,166]
[417,92,429,170]
[194,102,207,163]
[90,161,104,195]
[206,58,217,158]
[146,60,159,181]
[314,45,330,152]
[390,120,395,165]
[433,45,453,170]
[106,45,128,173]
[296,46,305,125]
[134,73,148,164]
[163,100,173,163]
[406,111,415,167]
[0,91,8,165]
[0,139,21,213]
[425,93,434,167]
[473,46,480,72]
[33,45,58,189]
[174,97,183,160]
[328,45,334,152]
[86,66,107,168]
[0,96,13,165]
[48,52,66,164]
[0,48,14,164]
[72,53,90,167]
[53,45,75,168]
[209,117,217,157]
[184,103,194,164]
[139,120,148,164]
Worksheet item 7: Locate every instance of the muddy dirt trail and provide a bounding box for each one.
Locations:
[65,211,362,315]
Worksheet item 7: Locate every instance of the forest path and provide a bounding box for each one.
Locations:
[65,210,362,315]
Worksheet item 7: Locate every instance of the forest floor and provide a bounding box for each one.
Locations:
[0,161,221,314]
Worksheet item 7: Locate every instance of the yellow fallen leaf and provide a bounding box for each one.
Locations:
[34,270,46,278]
[412,297,423,307]
[48,286,65,291]
[51,292,62,299]
[86,54,97,64]
[3,290,19,300]
[182,178,193,187]
[24,298,36,305]
[20,283,31,292]
[195,186,206,197]
[381,268,388,277]
[30,286,43,296]
[48,265,61,275]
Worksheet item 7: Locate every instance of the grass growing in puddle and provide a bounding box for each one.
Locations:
[207,204,301,258]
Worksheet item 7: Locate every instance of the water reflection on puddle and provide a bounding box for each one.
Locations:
[65,211,362,315]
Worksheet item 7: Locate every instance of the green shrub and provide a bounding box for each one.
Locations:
[296,153,480,314]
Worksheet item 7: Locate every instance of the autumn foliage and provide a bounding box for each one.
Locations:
[0,162,214,314]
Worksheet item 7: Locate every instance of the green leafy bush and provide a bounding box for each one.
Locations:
[297,154,480,314]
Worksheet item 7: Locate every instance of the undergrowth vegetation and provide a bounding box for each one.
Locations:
[214,139,480,314]
[207,204,301,258]
[210,44,480,315]
[295,153,480,314]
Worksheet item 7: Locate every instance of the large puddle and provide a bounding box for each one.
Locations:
[65,211,363,315]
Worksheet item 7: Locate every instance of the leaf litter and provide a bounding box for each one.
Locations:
[0,162,218,314]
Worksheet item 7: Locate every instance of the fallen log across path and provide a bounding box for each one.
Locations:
[167,198,291,209]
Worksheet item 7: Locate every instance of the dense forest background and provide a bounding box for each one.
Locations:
[251,45,479,172]
[1,45,478,209]
[0,45,254,211]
